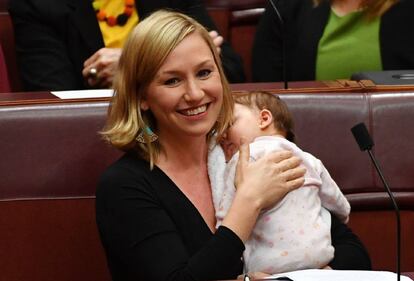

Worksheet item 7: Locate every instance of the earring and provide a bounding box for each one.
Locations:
[136,126,158,143]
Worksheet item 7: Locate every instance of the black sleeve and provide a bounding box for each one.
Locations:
[183,0,246,83]
[329,214,372,270]
[8,0,82,91]
[96,163,245,281]
[251,2,284,82]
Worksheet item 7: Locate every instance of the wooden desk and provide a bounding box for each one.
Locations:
[2,80,414,106]
[0,81,334,106]
[404,272,414,279]
[227,272,414,280]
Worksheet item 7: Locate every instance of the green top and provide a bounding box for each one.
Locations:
[316,9,382,80]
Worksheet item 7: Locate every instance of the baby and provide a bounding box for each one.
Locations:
[208,91,350,274]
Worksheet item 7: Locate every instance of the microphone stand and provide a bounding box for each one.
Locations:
[268,0,288,89]
[367,149,401,281]
[351,123,401,281]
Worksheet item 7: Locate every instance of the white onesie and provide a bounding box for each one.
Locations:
[208,136,350,274]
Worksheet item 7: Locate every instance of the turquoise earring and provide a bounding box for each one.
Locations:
[136,126,158,143]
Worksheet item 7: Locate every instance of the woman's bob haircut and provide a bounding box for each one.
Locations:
[101,10,233,168]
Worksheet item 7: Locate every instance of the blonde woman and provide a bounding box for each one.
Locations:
[252,0,414,82]
[96,10,368,281]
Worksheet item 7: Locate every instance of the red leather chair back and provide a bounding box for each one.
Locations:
[0,12,21,92]
[0,44,11,92]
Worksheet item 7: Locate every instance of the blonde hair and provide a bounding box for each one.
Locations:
[101,10,233,168]
[313,0,398,18]
[233,91,295,142]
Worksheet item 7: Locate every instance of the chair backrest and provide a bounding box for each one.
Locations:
[0,12,21,92]
[206,0,266,82]
[1,90,414,276]
[0,101,120,281]
[0,44,11,92]
[0,0,8,12]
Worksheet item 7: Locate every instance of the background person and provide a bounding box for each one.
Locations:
[252,0,414,82]
[9,0,245,91]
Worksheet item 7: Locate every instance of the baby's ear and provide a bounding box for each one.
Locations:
[258,109,273,129]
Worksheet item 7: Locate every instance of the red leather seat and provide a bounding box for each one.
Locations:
[0,12,21,92]
[206,0,266,81]
[1,90,413,280]
[0,44,11,92]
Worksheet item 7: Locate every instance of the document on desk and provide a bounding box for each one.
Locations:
[51,89,114,99]
[267,269,413,281]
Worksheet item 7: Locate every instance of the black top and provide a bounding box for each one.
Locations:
[96,152,245,281]
[252,0,414,82]
[96,152,371,281]
[8,0,245,91]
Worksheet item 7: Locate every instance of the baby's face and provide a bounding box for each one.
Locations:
[221,103,262,160]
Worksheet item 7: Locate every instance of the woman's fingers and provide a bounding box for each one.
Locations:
[265,151,300,170]
[286,173,306,191]
[237,137,249,163]
[276,155,306,191]
[280,155,301,171]
[284,165,306,182]
[235,146,306,210]
[236,137,249,173]
[235,138,249,187]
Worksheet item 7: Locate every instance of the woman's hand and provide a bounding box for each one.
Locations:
[221,139,305,242]
[82,48,122,88]
[235,139,305,210]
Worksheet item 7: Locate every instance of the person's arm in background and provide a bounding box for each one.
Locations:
[82,48,122,88]
[251,2,284,82]
[184,0,245,83]
[329,214,372,270]
[8,0,83,91]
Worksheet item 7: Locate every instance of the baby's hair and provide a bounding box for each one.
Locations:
[233,91,295,142]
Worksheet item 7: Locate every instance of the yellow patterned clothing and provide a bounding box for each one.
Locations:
[96,0,138,48]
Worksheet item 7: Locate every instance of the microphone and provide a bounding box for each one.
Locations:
[267,0,288,89]
[351,123,401,281]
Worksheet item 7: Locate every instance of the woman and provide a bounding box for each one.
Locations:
[96,10,370,281]
[252,0,414,82]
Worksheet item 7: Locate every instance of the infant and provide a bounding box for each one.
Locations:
[208,91,350,274]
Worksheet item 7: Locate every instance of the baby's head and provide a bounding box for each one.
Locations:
[222,91,295,159]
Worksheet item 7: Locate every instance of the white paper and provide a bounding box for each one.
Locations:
[267,269,413,281]
[51,89,114,99]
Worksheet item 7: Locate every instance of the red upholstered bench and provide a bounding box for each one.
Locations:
[1,90,413,281]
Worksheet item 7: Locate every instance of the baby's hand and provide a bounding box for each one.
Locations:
[321,265,332,270]
[237,272,271,280]
[219,137,238,162]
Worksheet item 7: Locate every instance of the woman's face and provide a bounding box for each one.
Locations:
[142,32,223,143]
